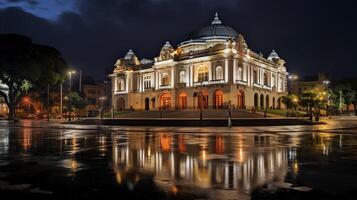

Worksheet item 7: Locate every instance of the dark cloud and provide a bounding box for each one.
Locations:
[1,0,357,80]
[6,0,38,6]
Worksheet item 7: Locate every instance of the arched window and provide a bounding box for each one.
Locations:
[264,72,268,86]
[161,73,169,86]
[197,65,208,82]
[271,75,275,87]
[253,69,258,84]
[260,94,264,108]
[254,93,259,107]
[265,95,270,108]
[213,90,224,109]
[216,66,223,80]
[179,71,186,83]
[237,67,243,81]
[116,79,125,91]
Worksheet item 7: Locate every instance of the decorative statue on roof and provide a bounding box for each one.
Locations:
[158,41,174,61]
[236,34,248,53]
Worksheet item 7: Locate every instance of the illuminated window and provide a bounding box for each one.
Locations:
[237,67,243,80]
[116,79,125,91]
[264,72,268,86]
[144,76,151,89]
[216,66,223,80]
[179,70,186,83]
[253,69,258,84]
[161,73,170,86]
[197,65,208,82]
[271,75,275,87]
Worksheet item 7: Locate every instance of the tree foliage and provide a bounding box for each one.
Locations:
[0,34,68,120]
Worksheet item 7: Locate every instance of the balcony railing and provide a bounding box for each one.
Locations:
[236,80,247,85]
[176,83,186,89]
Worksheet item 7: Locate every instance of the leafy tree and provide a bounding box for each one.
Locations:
[0,34,67,120]
[65,92,87,117]
[282,94,298,110]
[299,92,316,121]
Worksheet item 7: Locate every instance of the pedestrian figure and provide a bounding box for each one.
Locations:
[228,101,232,128]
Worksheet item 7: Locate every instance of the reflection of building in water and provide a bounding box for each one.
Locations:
[0,129,9,155]
[112,133,289,194]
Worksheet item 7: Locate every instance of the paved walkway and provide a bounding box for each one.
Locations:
[114,109,263,119]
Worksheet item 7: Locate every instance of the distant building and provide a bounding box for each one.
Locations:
[109,13,289,111]
[292,73,330,94]
[83,84,108,112]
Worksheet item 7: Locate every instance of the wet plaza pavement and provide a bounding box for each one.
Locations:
[0,119,357,199]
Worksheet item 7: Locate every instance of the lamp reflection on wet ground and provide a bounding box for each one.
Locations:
[0,124,356,200]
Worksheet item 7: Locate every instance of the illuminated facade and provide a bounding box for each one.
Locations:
[110,13,288,111]
[0,81,9,115]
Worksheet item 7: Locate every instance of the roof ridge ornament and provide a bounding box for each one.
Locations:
[211,12,222,25]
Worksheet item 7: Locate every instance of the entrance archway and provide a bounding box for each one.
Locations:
[116,98,125,111]
[197,90,208,109]
[260,94,264,108]
[254,93,259,108]
[213,90,224,109]
[145,97,150,110]
[160,93,171,109]
[178,92,187,110]
[273,97,275,109]
[237,90,245,109]
[277,98,281,109]
[265,95,270,109]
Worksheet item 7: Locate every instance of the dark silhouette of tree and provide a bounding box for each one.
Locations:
[0,34,68,120]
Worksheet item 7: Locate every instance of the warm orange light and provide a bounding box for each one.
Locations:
[160,134,171,152]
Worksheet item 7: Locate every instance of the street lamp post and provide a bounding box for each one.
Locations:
[99,96,106,119]
[60,83,63,120]
[67,70,76,121]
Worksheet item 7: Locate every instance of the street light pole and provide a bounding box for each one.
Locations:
[60,83,63,120]
[68,70,76,122]
[339,90,342,114]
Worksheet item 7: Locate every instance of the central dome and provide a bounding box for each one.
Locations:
[189,13,238,40]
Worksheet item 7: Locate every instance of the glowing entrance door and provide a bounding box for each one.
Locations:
[197,90,208,109]
[213,90,224,109]
[160,93,171,109]
[237,90,245,109]
[178,92,187,110]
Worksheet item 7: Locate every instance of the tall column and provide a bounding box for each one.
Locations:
[155,71,159,90]
[171,67,175,88]
[233,59,237,82]
[208,62,212,82]
[190,65,193,86]
[225,58,229,83]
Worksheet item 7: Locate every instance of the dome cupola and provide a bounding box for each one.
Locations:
[188,12,238,40]
[268,50,280,61]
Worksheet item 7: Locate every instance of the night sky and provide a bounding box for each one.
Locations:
[0,0,356,81]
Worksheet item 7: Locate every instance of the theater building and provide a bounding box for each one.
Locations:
[109,13,288,111]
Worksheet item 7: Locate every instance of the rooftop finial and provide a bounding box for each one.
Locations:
[211,12,222,25]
